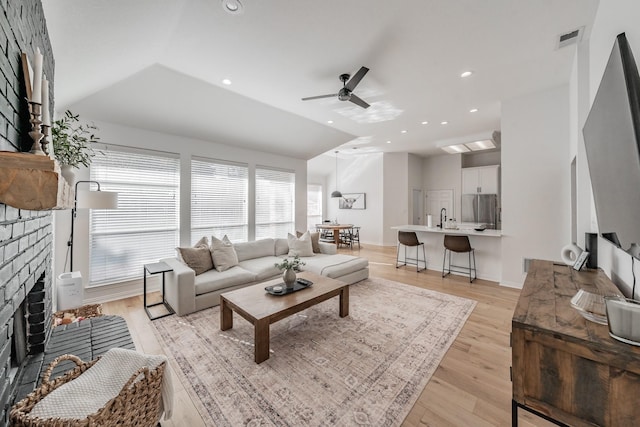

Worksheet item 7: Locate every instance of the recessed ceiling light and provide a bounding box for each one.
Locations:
[400,130,407,134]
[327,120,333,124]
[386,140,391,144]
[222,78,232,85]
[469,108,478,113]
[460,71,473,78]
[421,121,428,125]
[221,0,243,14]
[440,121,448,125]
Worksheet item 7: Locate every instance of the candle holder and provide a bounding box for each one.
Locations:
[28,101,46,156]
[40,124,51,155]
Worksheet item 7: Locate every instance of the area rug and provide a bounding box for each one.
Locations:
[152,277,476,426]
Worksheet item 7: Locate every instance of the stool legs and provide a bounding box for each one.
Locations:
[442,248,476,282]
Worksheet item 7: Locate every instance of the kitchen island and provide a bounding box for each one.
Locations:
[391,225,502,282]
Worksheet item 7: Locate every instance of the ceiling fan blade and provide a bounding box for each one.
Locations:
[345,66,369,91]
[302,94,338,101]
[349,94,370,109]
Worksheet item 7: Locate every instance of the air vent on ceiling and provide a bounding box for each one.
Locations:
[557,26,584,49]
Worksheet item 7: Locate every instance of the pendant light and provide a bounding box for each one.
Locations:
[331,151,342,198]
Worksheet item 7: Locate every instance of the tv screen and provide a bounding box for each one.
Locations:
[583,33,640,255]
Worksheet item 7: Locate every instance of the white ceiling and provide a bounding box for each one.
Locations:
[42,0,599,162]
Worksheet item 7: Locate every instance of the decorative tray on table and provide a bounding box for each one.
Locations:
[265,279,313,296]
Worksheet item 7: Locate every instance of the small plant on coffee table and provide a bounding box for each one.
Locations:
[274,256,305,271]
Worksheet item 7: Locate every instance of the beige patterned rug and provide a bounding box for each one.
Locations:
[152,277,476,426]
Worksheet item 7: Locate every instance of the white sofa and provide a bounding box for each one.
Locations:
[161,237,369,316]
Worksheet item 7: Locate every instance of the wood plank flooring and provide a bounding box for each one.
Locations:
[102,245,555,426]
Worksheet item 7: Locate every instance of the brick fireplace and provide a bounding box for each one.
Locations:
[0,205,53,425]
[0,1,56,426]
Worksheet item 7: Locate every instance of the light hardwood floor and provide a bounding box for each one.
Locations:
[103,245,554,427]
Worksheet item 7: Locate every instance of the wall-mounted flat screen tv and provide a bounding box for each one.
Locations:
[583,32,640,256]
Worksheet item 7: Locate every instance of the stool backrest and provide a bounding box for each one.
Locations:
[444,235,471,253]
[398,231,420,247]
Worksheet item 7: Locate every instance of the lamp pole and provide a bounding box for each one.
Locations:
[67,180,102,272]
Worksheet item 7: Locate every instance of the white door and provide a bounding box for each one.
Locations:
[462,169,480,193]
[412,189,423,225]
[426,189,454,226]
[478,166,499,194]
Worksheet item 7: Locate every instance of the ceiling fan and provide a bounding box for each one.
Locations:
[302,66,370,109]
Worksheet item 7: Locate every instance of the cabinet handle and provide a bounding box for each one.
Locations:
[477,186,481,193]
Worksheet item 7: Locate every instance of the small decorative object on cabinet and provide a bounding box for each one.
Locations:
[512,260,640,427]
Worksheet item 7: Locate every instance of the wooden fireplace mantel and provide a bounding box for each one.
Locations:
[0,151,73,210]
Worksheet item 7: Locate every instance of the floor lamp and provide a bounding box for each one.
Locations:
[68,180,118,272]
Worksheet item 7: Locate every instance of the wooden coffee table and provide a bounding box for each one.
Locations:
[220,271,349,363]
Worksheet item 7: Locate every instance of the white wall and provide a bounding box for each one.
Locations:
[326,153,384,245]
[422,154,462,220]
[54,120,308,304]
[408,153,424,225]
[500,84,572,287]
[575,0,640,297]
[382,153,409,245]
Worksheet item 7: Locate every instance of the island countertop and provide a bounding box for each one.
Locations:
[390,224,502,238]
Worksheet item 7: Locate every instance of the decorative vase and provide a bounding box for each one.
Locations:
[283,268,296,289]
[60,164,76,186]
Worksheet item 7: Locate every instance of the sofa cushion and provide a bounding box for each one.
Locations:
[211,235,239,272]
[300,254,369,279]
[176,236,209,262]
[238,256,283,281]
[296,231,320,253]
[287,232,314,257]
[274,238,289,256]
[234,238,275,262]
[175,246,213,275]
[194,266,257,296]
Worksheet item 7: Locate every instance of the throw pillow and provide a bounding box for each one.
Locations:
[287,231,314,257]
[211,235,239,272]
[175,246,214,275]
[297,230,321,253]
[175,236,209,262]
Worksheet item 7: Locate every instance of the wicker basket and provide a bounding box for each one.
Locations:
[10,354,165,427]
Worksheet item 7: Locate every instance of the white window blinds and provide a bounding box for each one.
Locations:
[255,167,295,239]
[191,158,248,244]
[89,148,180,285]
[307,184,322,231]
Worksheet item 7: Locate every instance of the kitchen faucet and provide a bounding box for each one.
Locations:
[439,208,447,228]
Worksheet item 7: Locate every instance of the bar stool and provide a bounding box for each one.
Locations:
[396,231,426,272]
[442,235,476,283]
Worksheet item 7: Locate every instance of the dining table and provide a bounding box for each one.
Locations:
[315,224,354,245]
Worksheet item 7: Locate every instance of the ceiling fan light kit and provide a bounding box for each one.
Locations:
[303,66,371,109]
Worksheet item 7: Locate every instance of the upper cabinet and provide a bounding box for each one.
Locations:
[462,165,500,194]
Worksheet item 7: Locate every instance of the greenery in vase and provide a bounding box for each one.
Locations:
[274,255,305,271]
[52,110,101,168]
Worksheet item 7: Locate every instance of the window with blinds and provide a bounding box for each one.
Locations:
[89,148,180,285]
[255,167,295,239]
[191,158,248,244]
[307,184,322,231]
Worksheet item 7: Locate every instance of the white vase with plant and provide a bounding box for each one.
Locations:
[52,110,101,185]
[274,256,305,289]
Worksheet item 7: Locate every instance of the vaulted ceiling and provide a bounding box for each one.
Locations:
[42,0,599,160]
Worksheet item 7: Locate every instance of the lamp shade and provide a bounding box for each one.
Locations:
[76,190,118,209]
[331,190,343,198]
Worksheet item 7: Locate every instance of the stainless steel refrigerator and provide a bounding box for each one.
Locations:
[461,194,498,229]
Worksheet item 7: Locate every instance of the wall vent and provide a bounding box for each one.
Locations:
[557,26,584,49]
[523,258,533,273]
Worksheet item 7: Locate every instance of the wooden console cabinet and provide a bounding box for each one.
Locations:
[512,260,640,426]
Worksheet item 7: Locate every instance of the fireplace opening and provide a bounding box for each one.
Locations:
[9,304,27,386]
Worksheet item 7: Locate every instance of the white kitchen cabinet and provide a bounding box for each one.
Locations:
[462,165,499,194]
